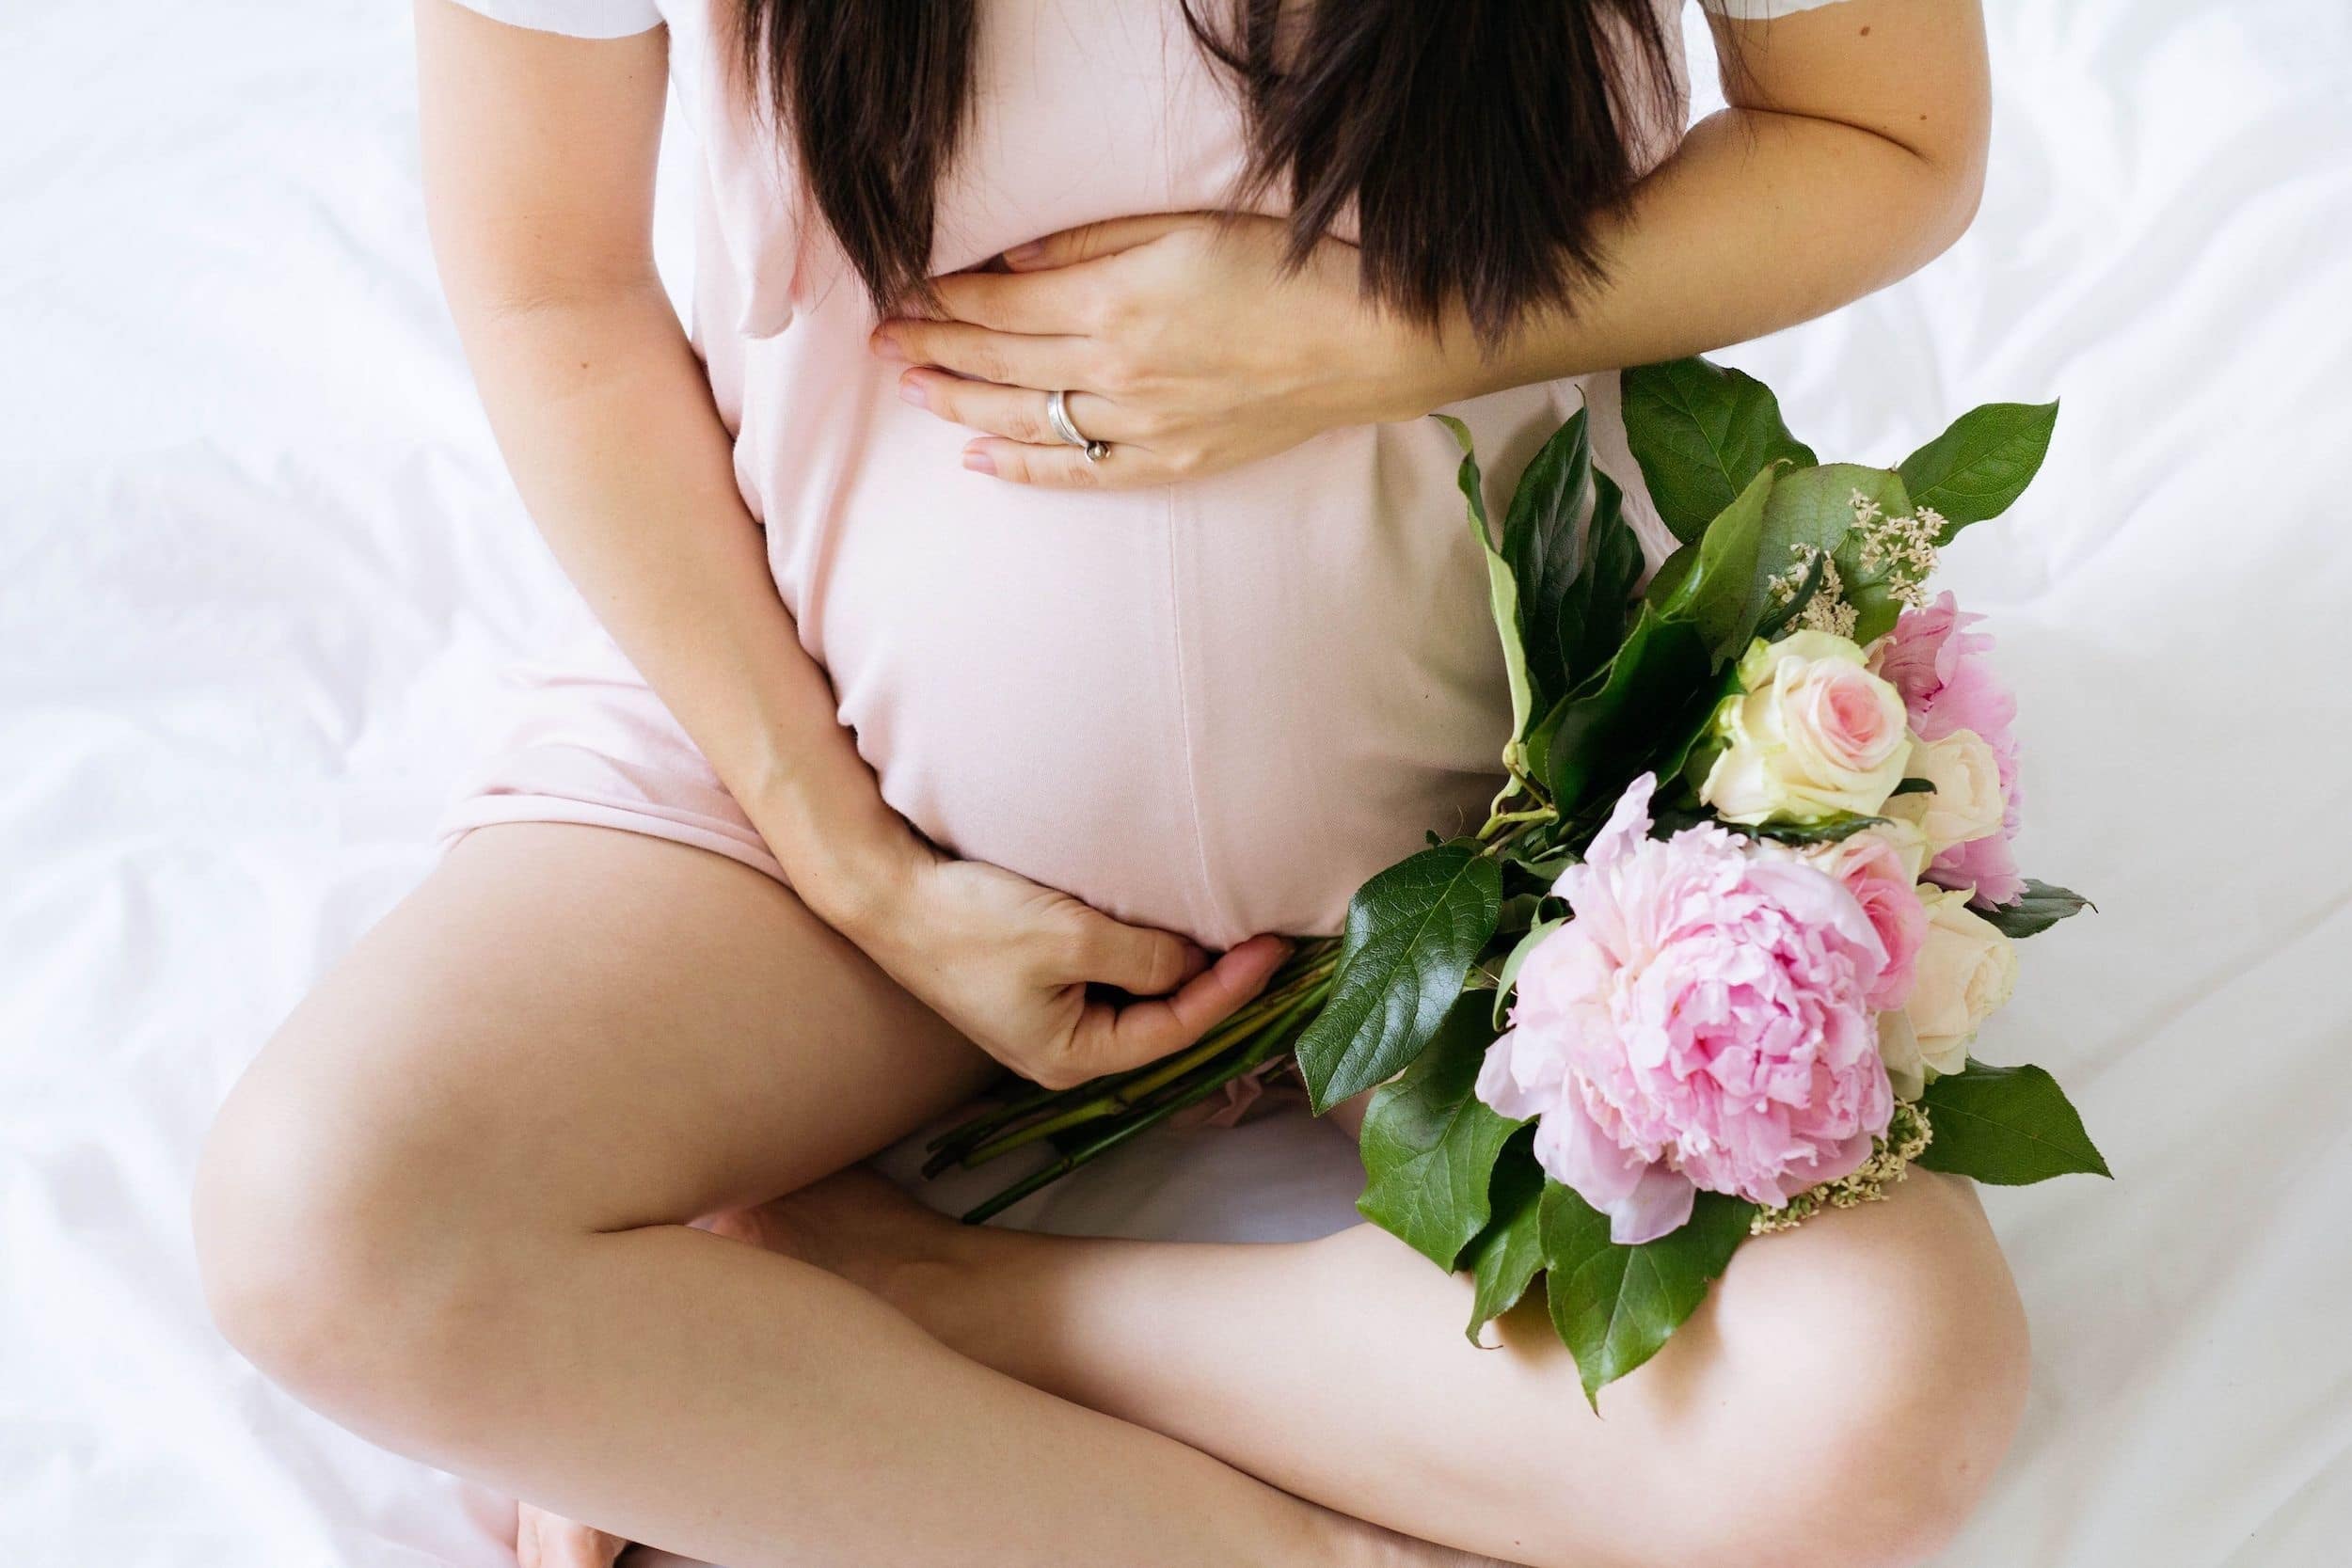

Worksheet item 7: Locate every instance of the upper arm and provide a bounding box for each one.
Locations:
[1704,0,1992,179]
[414,0,671,314]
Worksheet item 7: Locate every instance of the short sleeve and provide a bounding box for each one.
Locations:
[1697,0,1853,19]
[443,0,663,39]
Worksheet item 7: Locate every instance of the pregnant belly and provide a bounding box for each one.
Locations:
[761,388,1578,949]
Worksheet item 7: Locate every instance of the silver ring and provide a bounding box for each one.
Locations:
[1046,389,1109,464]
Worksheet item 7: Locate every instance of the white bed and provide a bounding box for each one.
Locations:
[4,2,2348,1563]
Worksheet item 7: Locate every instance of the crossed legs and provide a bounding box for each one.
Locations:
[193,823,2026,1568]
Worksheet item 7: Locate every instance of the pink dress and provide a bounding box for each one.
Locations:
[436,0,1827,949]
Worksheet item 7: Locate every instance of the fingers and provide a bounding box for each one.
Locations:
[1067,911,1204,996]
[870,320,1086,391]
[930,266,1107,336]
[1070,933,1292,1075]
[961,436,1172,489]
[899,374,1134,448]
[1001,212,1210,272]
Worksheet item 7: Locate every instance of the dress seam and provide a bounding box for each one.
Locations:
[1162,492,1232,945]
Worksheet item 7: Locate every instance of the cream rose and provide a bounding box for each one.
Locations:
[1904,884,2017,1075]
[1883,728,2006,853]
[1700,632,1911,825]
[1874,1008,1938,1102]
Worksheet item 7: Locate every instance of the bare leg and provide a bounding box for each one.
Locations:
[763,1163,2031,1568]
[192,825,1458,1568]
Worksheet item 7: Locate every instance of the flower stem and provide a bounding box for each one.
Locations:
[921,942,1337,1177]
[956,983,1328,1225]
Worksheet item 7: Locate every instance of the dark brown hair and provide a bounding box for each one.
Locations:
[737,0,1674,343]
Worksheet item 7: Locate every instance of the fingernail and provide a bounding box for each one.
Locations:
[869,331,905,362]
[962,448,996,476]
[1003,240,1046,267]
[898,375,927,409]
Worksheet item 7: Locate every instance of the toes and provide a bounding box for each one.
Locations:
[516,1501,628,1568]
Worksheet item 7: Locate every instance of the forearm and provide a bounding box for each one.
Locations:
[1421,106,1984,403]
[452,282,915,926]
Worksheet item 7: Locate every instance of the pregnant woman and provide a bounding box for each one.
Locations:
[195,1,2024,1564]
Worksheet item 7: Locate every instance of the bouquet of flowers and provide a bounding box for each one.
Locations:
[927,356,2107,1403]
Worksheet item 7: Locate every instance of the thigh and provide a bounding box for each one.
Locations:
[224,822,994,1234]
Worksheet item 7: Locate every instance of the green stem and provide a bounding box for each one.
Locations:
[956,992,1321,1225]
[954,963,1335,1169]
[921,946,1337,1177]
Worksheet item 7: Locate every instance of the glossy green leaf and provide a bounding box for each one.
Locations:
[1357,995,1520,1269]
[1296,842,1503,1113]
[1897,401,2058,535]
[1502,411,1594,711]
[1532,608,1713,815]
[1563,474,1644,698]
[1621,356,1816,544]
[1916,1061,2110,1185]
[1645,467,1774,660]
[1751,463,1915,644]
[1464,1148,1547,1345]
[1972,879,2094,939]
[1541,1181,1754,1408]
[1433,415,1534,741]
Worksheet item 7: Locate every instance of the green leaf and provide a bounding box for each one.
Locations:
[1916,1061,2110,1184]
[1464,1146,1546,1345]
[1531,608,1713,815]
[1755,463,1915,644]
[1891,776,1937,796]
[1621,356,1816,545]
[1357,995,1520,1269]
[1296,842,1504,1114]
[1502,411,1594,712]
[1492,915,1565,1027]
[1540,1182,1754,1408]
[1556,471,1645,697]
[1972,879,2094,939]
[1645,467,1774,660]
[1897,401,2058,535]
[1433,415,1534,741]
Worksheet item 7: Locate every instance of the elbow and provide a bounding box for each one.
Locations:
[1927,132,1990,258]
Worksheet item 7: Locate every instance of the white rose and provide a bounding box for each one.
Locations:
[1904,884,2018,1071]
[1699,632,1911,825]
[1875,1009,1934,1102]
[1883,728,2006,853]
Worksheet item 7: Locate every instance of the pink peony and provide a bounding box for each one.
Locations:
[1869,594,2026,905]
[1476,775,1896,1243]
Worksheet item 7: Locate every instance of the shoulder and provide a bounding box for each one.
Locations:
[436,0,664,40]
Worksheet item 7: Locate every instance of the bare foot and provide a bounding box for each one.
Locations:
[516,1499,628,1568]
[705,1165,972,1308]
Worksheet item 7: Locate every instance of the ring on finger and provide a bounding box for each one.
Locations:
[1046,388,1111,465]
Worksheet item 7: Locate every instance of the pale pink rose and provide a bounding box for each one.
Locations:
[1869,594,2026,905]
[1477,775,1895,1243]
[1803,829,1930,1012]
[1701,632,1911,824]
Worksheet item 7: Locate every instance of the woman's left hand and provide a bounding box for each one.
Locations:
[871,213,1459,488]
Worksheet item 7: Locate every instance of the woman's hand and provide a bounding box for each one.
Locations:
[834,845,1290,1090]
[872,213,1460,489]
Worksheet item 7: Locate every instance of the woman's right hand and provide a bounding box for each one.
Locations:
[833,847,1290,1090]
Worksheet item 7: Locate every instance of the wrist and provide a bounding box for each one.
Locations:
[745,780,931,947]
[1335,296,1483,426]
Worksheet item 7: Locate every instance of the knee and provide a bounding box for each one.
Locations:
[191,1033,519,1438]
[1706,1175,2029,1568]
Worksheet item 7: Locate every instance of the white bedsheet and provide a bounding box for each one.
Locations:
[4,2,2349,1563]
